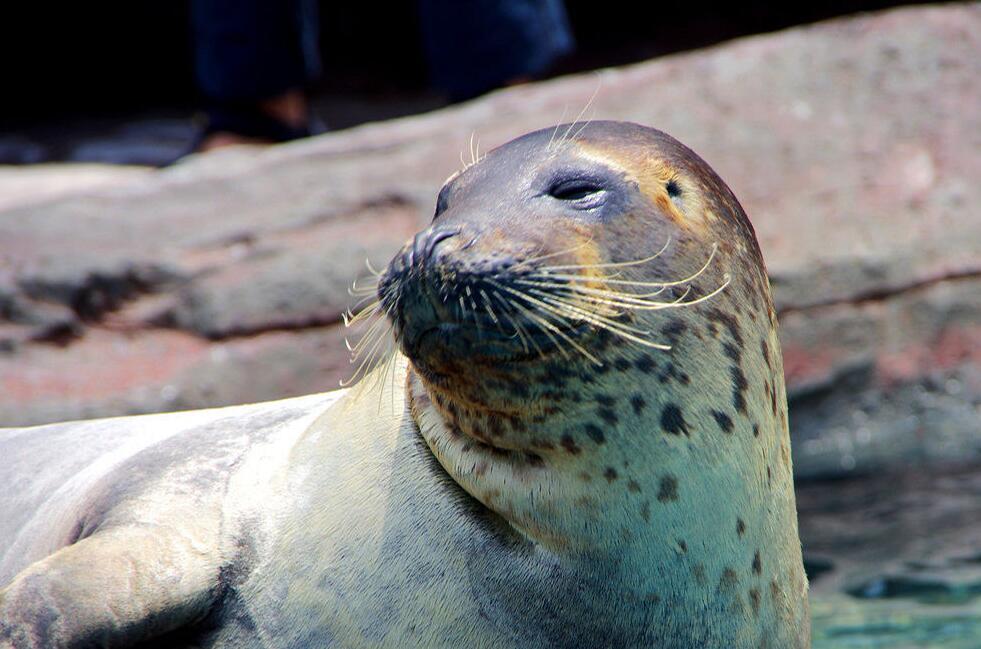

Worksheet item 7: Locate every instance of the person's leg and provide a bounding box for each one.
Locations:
[190,0,322,150]
[419,0,575,102]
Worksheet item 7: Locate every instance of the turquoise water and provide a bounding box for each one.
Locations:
[812,596,981,648]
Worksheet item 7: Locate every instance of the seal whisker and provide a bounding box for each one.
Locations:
[509,301,572,361]
[516,303,603,364]
[478,288,510,337]
[491,280,672,351]
[497,281,650,335]
[363,258,385,278]
[649,275,732,310]
[347,311,390,354]
[341,325,393,387]
[539,243,720,289]
[491,289,532,354]
[509,309,546,359]
[538,236,672,272]
[546,104,570,150]
[516,277,670,301]
[528,286,683,313]
[523,271,730,313]
[532,294,672,351]
[553,77,602,150]
[343,298,383,325]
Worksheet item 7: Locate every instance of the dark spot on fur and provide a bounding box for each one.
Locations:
[561,434,580,455]
[749,588,761,615]
[595,362,612,375]
[635,353,656,374]
[627,480,641,493]
[711,410,734,434]
[630,394,647,415]
[737,518,746,537]
[660,404,689,436]
[594,328,614,351]
[707,308,744,345]
[719,568,739,594]
[752,551,762,575]
[657,475,679,502]
[524,453,544,467]
[661,320,687,342]
[761,338,771,369]
[731,365,748,414]
[488,417,504,437]
[595,393,616,407]
[693,564,707,585]
[770,579,781,600]
[766,466,772,486]
[584,423,606,444]
[645,593,661,604]
[752,423,760,437]
[666,179,682,197]
[604,467,618,482]
[722,341,741,363]
[614,358,632,372]
[540,390,563,402]
[677,539,688,553]
[508,380,530,399]
[597,407,618,425]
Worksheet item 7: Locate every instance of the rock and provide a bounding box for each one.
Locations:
[1,4,978,481]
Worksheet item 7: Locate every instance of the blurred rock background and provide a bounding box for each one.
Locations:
[1,3,978,646]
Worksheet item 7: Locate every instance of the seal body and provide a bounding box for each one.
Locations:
[0,122,809,648]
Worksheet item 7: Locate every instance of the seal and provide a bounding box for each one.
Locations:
[0,121,809,648]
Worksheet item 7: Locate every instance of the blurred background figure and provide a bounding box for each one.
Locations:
[419,0,574,102]
[189,0,574,152]
[191,0,324,151]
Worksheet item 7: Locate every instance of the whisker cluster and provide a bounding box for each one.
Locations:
[341,263,400,411]
[342,239,729,389]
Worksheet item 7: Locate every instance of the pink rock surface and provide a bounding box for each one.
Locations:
[1,4,977,477]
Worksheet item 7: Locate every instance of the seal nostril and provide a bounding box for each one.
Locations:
[419,227,462,265]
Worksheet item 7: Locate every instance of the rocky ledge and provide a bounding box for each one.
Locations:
[1,4,978,482]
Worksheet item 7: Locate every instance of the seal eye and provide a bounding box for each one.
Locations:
[548,179,606,208]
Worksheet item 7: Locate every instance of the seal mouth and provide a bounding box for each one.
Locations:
[410,317,593,364]
[378,233,589,362]
[379,250,597,366]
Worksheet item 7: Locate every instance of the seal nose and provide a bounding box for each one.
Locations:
[411,226,461,267]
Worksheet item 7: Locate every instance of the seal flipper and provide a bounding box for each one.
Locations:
[0,516,221,648]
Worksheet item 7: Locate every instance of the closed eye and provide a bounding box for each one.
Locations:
[548,179,606,204]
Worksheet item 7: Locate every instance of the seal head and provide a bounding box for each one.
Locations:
[380,121,810,646]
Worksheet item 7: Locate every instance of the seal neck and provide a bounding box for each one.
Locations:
[407,324,809,641]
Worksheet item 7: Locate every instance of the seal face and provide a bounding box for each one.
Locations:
[381,121,810,645]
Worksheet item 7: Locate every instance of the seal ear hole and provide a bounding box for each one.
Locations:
[666,180,685,211]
